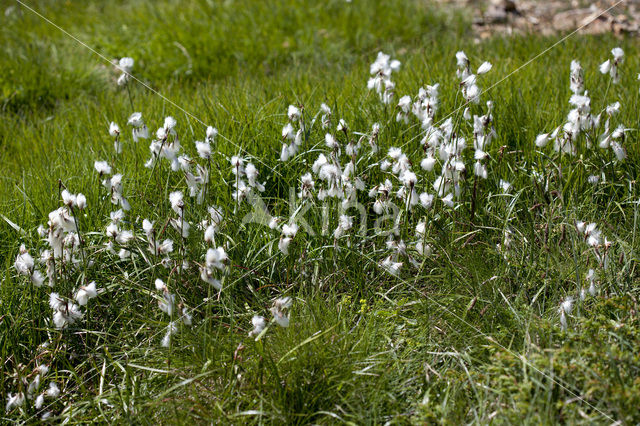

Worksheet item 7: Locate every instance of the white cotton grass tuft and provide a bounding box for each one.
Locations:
[442,193,454,208]
[283,223,301,238]
[74,282,98,306]
[51,299,83,329]
[476,61,492,75]
[158,290,176,317]
[164,116,177,131]
[279,223,299,255]
[14,245,35,276]
[127,112,149,141]
[206,247,228,270]
[287,104,301,122]
[161,322,178,347]
[599,47,624,84]
[560,297,574,315]
[419,193,434,209]
[200,246,227,290]
[499,180,511,193]
[380,256,402,276]
[75,193,87,210]
[559,297,574,331]
[169,191,184,215]
[421,156,436,171]
[333,214,353,239]
[117,57,134,78]
[570,60,584,94]
[94,160,112,175]
[278,237,292,255]
[535,133,549,148]
[15,244,46,287]
[206,126,218,143]
[34,394,44,410]
[181,307,193,326]
[474,161,487,179]
[46,382,60,398]
[127,111,143,127]
[109,122,120,137]
[195,140,211,159]
[367,51,401,104]
[586,269,597,296]
[155,279,167,292]
[5,392,25,413]
[270,297,292,328]
[249,315,267,337]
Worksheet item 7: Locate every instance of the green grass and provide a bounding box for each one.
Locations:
[1,0,640,423]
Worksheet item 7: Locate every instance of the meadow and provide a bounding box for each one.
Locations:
[1,0,639,423]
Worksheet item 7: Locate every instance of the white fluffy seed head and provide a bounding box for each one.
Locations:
[155,279,166,292]
[535,133,549,148]
[109,122,120,137]
[287,105,301,121]
[94,161,112,175]
[477,61,492,75]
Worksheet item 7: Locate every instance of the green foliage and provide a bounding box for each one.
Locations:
[415,296,640,424]
[1,0,639,424]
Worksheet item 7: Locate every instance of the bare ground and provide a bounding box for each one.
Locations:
[435,0,640,38]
